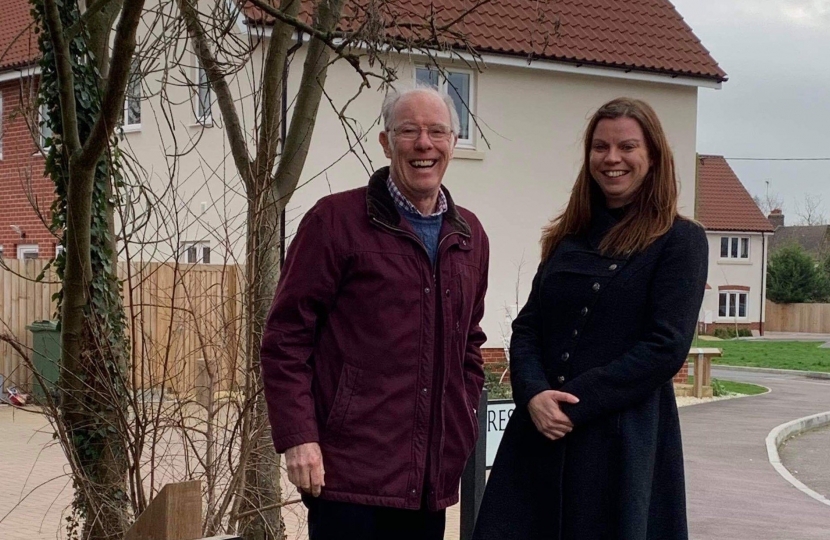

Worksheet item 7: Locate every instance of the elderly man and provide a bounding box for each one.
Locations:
[261,85,489,539]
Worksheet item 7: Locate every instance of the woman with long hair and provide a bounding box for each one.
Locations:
[473,98,708,540]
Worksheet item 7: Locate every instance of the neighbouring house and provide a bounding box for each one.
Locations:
[0,2,52,260]
[0,0,725,366]
[766,209,830,260]
[696,155,774,335]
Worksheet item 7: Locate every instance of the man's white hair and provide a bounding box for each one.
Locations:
[381,83,461,137]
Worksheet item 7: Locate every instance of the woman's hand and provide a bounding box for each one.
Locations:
[527,390,579,441]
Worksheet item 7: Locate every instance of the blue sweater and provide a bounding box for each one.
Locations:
[401,209,443,266]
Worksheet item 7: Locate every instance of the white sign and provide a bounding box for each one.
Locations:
[486,400,515,467]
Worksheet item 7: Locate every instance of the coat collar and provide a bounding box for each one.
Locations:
[366,166,471,237]
[588,203,628,250]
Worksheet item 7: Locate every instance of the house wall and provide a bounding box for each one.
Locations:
[700,231,769,334]
[0,76,52,259]
[114,32,703,347]
[0,16,703,348]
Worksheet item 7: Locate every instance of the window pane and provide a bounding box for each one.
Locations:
[202,246,211,264]
[126,59,141,125]
[740,238,749,259]
[198,67,212,120]
[40,105,53,147]
[720,237,729,258]
[186,245,197,263]
[719,293,727,317]
[728,293,736,317]
[730,238,738,258]
[415,67,440,89]
[739,294,747,317]
[446,71,470,140]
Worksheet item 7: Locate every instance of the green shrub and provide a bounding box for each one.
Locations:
[768,244,830,303]
[711,378,727,397]
[484,369,513,400]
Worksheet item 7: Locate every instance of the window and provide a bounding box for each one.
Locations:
[123,58,141,129]
[40,104,53,149]
[17,244,39,260]
[415,67,474,145]
[718,291,748,319]
[197,65,212,124]
[719,236,749,259]
[180,242,211,264]
[0,246,4,259]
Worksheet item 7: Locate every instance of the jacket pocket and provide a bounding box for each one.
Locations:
[325,363,361,435]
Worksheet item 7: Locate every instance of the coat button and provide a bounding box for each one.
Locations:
[561,352,570,361]
[609,264,618,271]
[425,287,430,294]
[557,375,565,383]
[580,307,588,316]
[411,489,417,494]
[572,329,578,337]
[592,282,601,292]
[422,387,428,394]
[446,289,450,297]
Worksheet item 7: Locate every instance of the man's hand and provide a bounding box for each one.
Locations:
[527,390,579,441]
[286,442,325,496]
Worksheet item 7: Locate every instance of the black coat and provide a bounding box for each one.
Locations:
[473,207,708,540]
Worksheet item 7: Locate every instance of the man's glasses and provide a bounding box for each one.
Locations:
[391,124,454,141]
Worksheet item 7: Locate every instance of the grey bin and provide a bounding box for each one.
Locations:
[26,320,60,403]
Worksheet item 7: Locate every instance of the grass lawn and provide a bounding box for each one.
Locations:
[692,338,830,373]
[689,376,768,396]
[716,379,768,395]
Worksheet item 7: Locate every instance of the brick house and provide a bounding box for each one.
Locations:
[696,155,775,335]
[0,2,53,260]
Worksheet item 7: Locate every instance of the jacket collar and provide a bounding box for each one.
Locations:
[588,203,628,250]
[366,166,472,237]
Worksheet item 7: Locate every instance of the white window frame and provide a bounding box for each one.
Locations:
[180,241,211,264]
[17,244,39,260]
[0,245,4,259]
[718,290,748,320]
[122,58,142,132]
[196,65,213,126]
[719,236,750,260]
[414,65,476,148]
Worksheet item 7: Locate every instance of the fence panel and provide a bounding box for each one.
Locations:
[765,300,830,333]
[1,260,243,394]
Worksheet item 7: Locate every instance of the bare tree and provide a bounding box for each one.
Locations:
[794,193,827,226]
[33,0,145,537]
[753,191,784,216]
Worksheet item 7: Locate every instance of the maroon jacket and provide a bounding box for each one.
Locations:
[261,167,489,511]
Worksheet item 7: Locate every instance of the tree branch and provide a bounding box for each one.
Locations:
[253,0,300,181]
[65,0,118,42]
[177,0,254,189]
[41,0,82,155]
[77,0,145,169]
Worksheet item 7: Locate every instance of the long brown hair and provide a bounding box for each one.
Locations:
[541,97,678,260]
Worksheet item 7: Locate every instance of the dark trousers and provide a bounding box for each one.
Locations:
[302,494,446,540]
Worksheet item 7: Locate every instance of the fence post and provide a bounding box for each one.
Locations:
[460,387,488,540]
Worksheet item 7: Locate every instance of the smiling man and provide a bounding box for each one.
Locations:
[261,85,489,540]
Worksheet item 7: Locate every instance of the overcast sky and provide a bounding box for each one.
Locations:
[669,0,830,223]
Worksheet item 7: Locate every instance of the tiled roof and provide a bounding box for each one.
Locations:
[768,226,830,257]
[696,155,775,233]
[0,0,39,72]
[241,0,726,82]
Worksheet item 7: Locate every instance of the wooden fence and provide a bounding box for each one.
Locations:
[765,300,830,333]
[1,259,243,394]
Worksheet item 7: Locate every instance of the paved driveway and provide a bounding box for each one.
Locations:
[683,367,830,540]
